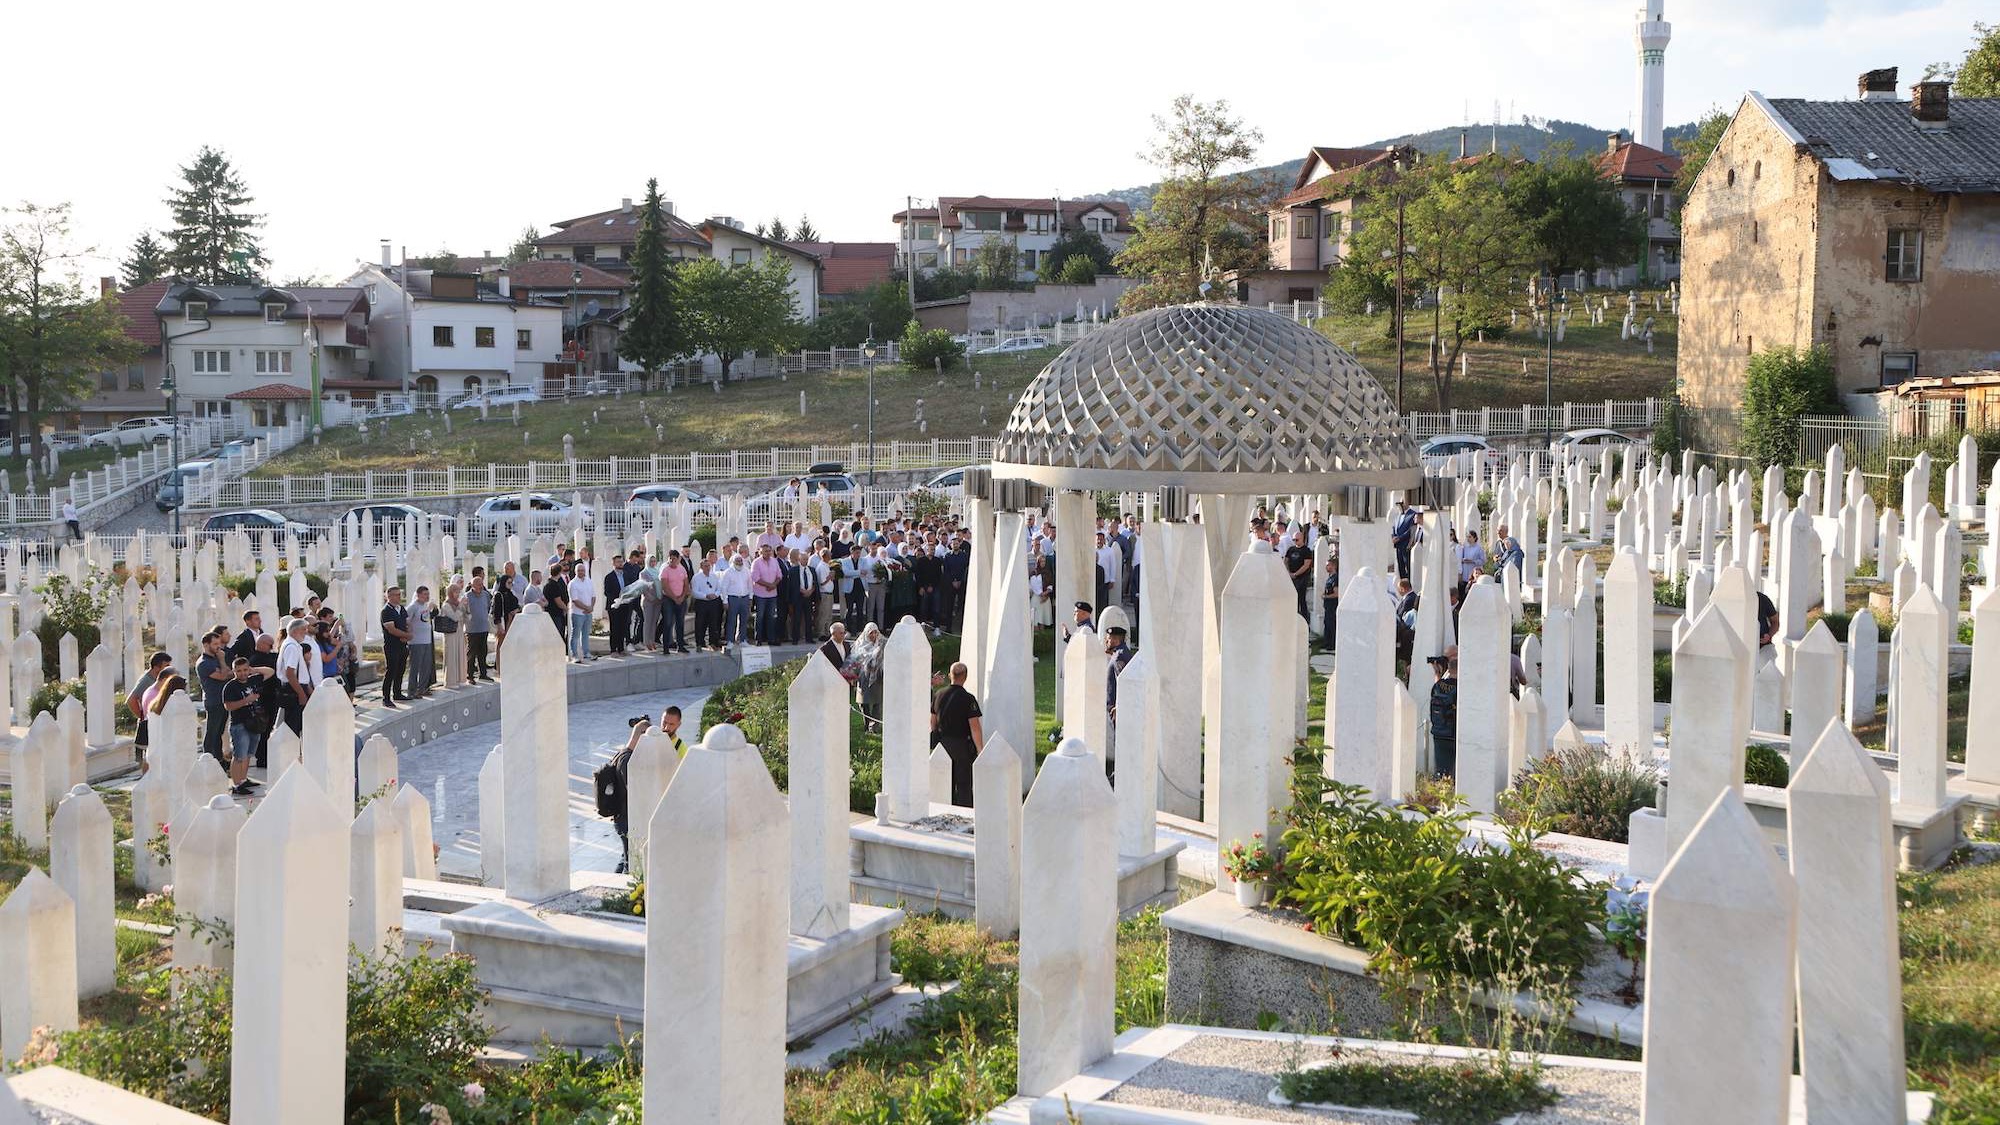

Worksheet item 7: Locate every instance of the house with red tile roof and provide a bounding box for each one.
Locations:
[340,261,564,405]
[786,241,896,295]
[1225,145,1414,307]
[65,278,172,430]
[1590,130,1684,285]
[696,219,822,322]
[890,196,1133,280]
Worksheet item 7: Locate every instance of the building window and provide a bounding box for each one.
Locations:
[185,301,208,321]
[1651,194,1667,219]
[433,326,455,347]
[1886,228,1923,282]
[98,369,117,390]
[1020,250,1038,272]
[254,350,292,374]
[475,326,495,348]
[194,400,232,418]
[516,328,532,350]
[264,303,286,324]
[915,221,938,241]
[1272,217,1288,241]
[917,250,939,268]
[1296,215,1316,240]
[1881,352,1918,386]
[962,211,1004,232]
[1325,214,1341,239]
[730,248,752,265]
[192,349,230,374]
[573,247,595,263]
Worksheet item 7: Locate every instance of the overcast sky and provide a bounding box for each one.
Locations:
[3,0,1986,286]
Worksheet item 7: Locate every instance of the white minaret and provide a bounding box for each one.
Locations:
[1635,0,1671,150]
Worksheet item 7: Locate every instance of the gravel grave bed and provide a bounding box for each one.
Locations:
[1101,1036,1640,1123]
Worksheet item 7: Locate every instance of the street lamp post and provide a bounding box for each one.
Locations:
[162,367,181,537]
[570,266,584,396]
[861,339,878,491]
[1541,270,1565,449]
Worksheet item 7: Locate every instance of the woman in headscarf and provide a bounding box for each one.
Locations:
[849,621,887,731]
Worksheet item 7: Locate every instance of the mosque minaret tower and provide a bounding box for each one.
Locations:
[1635,0,1671,150]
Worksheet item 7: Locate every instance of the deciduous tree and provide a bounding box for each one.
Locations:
[1927,21,2000,97]
[676,252,800,382]
[1037,230,1114,283]
[1115,95,1266,311]
[1349,160,1530,411]
[972,237,1022,290]
[619,178,689,385]
[120,232,169,289]
[0,203,141,462]
[164,146,266,285]
[1504,144,1647,279]
[1672,108,1730,230]
[505,225,541,266]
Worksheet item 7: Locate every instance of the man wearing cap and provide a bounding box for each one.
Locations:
[1104,625,1134,762]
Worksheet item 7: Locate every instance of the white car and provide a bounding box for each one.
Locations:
[973,335,1050,355]
[472,493,591,531]
[84,416,182,449]
[452,386,543,411]
[921,467,967,491]
[1552,427,1640,452]
[1420,433,1506,470]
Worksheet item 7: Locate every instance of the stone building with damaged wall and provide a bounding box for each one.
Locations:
[1678,68,2000,444]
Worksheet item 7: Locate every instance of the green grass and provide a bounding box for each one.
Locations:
[1854,673,1970,763]
[4,445,126,485]
[253,351,1057,477]
[1309,300,1677,414]
[1902,854,2000,1122]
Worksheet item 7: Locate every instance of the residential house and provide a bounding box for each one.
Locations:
[500,259,630,379]
[342,259,562,403]
[532,197,712,269]
[1232,146,1407,306]
[697,218,822,323]
[152,281,373,428]
[891,197,1134,280]
[1678,70,2000,433]
[73,278,170,430]
[784,241,896,296]
[1591,131,1684,286]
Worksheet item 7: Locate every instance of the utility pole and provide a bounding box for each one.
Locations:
[1392,166,1408,412]
[905,195,919,312]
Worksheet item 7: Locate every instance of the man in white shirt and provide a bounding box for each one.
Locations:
[720,552,754,646]
[1094,531,1122,613]
[691,557,725,650]
[567,565,596,662]
[275,618,323,736]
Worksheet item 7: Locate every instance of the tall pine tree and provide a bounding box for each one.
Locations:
[618,178,688,387]
[793,214,819,242]
[767,217,790,241]
[120,231,169,288]
[165,146,267,285]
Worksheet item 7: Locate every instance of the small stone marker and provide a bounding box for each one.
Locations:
[787,657,849,939]
[174,794,246,975]
[878,617,932,823]
[1846,609,1880,730]
[392,783,439,881]
[50,784,114,998]
[0,868,79,1060]
[643,724,787,1125]
[974,734,1024,938]
[1017,738,1116,1098]
[357,734,397,802]
[477,747,505,888]
[302,685,357,816]
[1667,608,1748,854]
[349,798,405,958]
[501,610,569,900]
[1894,586,1951,809]
[1641,789,1796,1125]
[1114,649,1161,859]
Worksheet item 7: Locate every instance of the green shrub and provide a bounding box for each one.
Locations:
[32,570,117,680]
[1741,345,1840,469]
[1652,651,1673,702]
[1652,389,1686,459]
[51,946,489,1125]
[27,677,85,723]
[1276,754,1604,982]
[689,520,718,554]
[1652,575,1686,608]
[216,568,329,613]
[899,323,965,372]
[1498,743,1660,842]
[903,486,952,524]
[1745,743,1790,788]
[1055,253,1098,285]
[1818,612,1851,643]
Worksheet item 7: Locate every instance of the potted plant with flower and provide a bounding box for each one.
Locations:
[1604,875,1649,1002]
[1223,834,1279,907]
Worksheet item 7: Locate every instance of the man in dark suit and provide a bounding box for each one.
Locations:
[818,622,852,671]
[603,563,628,655]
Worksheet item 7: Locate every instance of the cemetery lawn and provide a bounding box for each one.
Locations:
[1901,851,2000,1121]
[1309,301,1677,413]
[251,350,1056,477]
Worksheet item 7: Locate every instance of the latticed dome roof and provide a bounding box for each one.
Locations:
[990,303,1421,494]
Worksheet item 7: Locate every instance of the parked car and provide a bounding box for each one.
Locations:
[1420,433,1506,470]
[213,438,255,460]
[754,473,859,512]
[471,493,590,531]
[155,460,215,511]
[46,432,87,452]
[973,335,1050,355]
[1552,427,1641,452]
[84,416,181,449]
[202,509,311,537]
[628,484,713,506]
[921,467,966,491]
[343,502,429,527]
[451,386,543,411]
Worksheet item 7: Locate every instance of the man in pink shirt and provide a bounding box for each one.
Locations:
[750,544,784,644]
[756,522,786,553]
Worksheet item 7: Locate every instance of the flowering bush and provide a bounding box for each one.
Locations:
[1604,876,1649,998]
[1222,835,1279,884]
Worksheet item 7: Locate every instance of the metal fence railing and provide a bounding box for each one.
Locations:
[1400,398,1665,442]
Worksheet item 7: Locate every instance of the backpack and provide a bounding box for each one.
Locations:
[594,749,632,818]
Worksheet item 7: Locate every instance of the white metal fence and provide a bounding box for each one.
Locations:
[190,437,998,511]
[1401,398,1665,442]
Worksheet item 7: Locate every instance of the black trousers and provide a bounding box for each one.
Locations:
[203,707,227,762]
[383,642,409,700]
[607,605,629,652]
[468,631,490,678]
[940,735,977,807]
[694,599,724,647]
[1432,736,1457,780]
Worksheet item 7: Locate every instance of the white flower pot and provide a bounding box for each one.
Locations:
[1234,879,1267,908]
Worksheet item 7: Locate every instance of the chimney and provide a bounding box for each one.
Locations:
[496,271,511,297]
[621,197,633,214]
[1859,67,1899,101]
[1912,80,1950,125]
[99,276,116,297]
[1607,130,1627,153]
[1459,129,1468,159]
[663,199,675,217]
[380,241,391,268]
